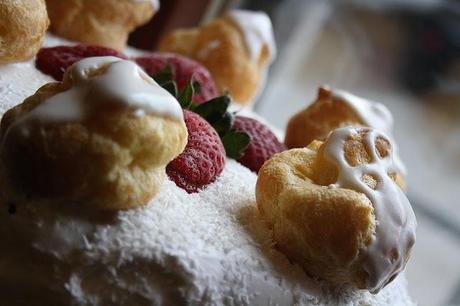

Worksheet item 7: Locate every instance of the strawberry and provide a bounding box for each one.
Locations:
[135,53,219,104]
[155,65,281,175]
[232,116,286,173]
[36,45,127,80]
[166,110,226,193]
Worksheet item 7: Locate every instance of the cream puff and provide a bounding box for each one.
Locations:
[285,86,394,149]
[159,9,276,105]
[45,0,159,50]
[285,86,407,181]
[0,56,187,210]
[0,0,49,64]
[256,126,416,293]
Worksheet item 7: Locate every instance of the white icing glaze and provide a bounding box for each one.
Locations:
[227,9,277,64]
[15,57,183,129]
[329,87,407,175]
[132,0,160,10]
[197,39,221,60]
[323,127,417,293]
[331,89,393,135]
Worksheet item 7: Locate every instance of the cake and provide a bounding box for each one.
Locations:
[0,4,416,306]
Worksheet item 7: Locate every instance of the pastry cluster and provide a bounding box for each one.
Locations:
[0,2,417,298]
[0,0,158,63]
[256,87,416,292]
[1,31,285,207]
[1,3,275,108]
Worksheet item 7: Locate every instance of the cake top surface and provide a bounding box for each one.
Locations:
[0,34,415,306]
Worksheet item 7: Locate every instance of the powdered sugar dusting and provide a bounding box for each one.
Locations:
[0,160,414,305]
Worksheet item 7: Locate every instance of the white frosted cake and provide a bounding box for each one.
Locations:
[0,34,416,306]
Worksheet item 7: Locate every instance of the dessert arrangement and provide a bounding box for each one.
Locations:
[0,1,417,305]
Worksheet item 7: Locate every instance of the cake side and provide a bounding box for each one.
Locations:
[0,158,414,306]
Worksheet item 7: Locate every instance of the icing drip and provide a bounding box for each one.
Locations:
[227,10,277,63]
[331,89,393,135]
[12,56,183,128]
[330,88,407,175]
[323,127,416,293]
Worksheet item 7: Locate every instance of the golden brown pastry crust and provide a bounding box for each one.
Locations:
[158,16,271,104]
[0,64,187,211]
[285,87,368,149]
[45,0,155,50]
[0,0,49,64]
[256,130,405,289]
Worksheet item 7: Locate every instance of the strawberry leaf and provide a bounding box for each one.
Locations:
[193,95,230,123]
[178,79,195,109]
[213,111,234,136]
[153,68,250,160]
[151,64,174,86]
[162,81,178,97]
[192,80,201,95]
[222,130,250,159]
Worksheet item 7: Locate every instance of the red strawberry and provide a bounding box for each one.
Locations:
[135,53,219,104]
[232,116,286,173]
[36,45,127,80]
[167,110,226,193]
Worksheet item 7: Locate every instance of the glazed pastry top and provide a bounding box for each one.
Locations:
[8,57,183,129]
[133,0,160,10]
[330,88,407,175]
[324,127,417,293]
[326,88,393,135]
[227,10,277,63]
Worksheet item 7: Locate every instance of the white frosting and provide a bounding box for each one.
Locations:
[4,57,183,142]
[132,0,160,10]
[323,127,417,293]
[0,35,415,305]
[227,10,277,64]
[331,89,393,135]
[0,160,415,305]
[329,88,407,175]
[196,40,221,60]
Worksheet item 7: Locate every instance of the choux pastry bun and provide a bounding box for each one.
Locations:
[256,126,416,293]
[159,9,276,105]
[285,86,407,181]
[0,0,49,64]
[285,86,394,149]
[0,56,187,211]
[45,0,159,50]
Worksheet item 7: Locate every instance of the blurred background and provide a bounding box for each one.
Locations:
[131,1,460,305]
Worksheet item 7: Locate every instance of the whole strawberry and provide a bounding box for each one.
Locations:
[167,110,226,193]
[36,45,127,80]
[135,53,219,104]
[232,116,286,173]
